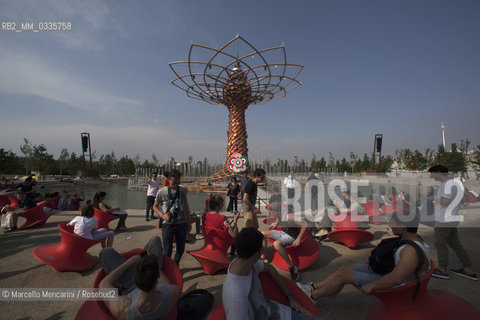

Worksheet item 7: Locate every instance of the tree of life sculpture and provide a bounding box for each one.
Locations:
[169,35,303,182]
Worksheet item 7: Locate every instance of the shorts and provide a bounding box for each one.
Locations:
[353,264,382,286]
[241,210,259,229]
[271,230,295,246]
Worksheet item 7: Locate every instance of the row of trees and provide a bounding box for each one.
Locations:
[1,138,479,177]
[394,139,473,172]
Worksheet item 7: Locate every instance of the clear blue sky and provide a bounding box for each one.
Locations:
[1,0,479,164]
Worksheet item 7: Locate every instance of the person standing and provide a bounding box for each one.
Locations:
[239,171,251,204]
[307,171,319,211]
[428,165,477,281]
[146,172,159,222]
[226,177,240,212]
[241,168,266,229]
[153,169,190,266]
[283,170,297,213]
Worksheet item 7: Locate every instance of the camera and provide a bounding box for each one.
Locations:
[166,203,181,223]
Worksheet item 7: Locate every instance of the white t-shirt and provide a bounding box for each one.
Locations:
[434,179,464,223]
[283,176,296,189]
[147,179,159,197]
[222,259,291,320]
[69,216,98,239]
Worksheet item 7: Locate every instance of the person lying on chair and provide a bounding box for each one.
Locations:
[297,211,430,299]
[223,228,323,320]
[99,236,180,320]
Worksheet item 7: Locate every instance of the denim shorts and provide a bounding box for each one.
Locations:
[271,230,295,246]
[353,264,382,286]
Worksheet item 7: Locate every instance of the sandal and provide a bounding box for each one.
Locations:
[260,254,269,264]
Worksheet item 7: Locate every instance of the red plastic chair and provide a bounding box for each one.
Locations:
[18,202,54,230]
[263,217,277,225]
[0,195,18,208]
[188,225,235,274]
[268,228,319,271]
[327,213,374,248]
[465,193,477,203]
[207,272,322,319]
[94,208,119,232]
[328,229,374,249]
[381,204,398,215]
[365,261,480,320]
[33,223,103,272]
[361,201,385,224]
[76,250,182,320]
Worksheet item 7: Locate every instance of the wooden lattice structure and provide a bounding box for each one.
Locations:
[169,35,303,190]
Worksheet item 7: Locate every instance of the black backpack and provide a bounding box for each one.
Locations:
[177,289,213,320]
[368,237,426,300]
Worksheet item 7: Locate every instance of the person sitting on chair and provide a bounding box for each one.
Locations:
[202,195,239,258]
[261,207,307,282]
[1,191,36,232]
[297,211,431,299]
[93,191,128,231]
[99,236,180,320]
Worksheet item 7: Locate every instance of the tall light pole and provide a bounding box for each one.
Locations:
[441,122,446,149]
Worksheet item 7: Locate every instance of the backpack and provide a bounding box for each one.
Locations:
[177,289,213,320]
[368,237,426,300]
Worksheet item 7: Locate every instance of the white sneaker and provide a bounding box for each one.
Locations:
[315,229,329,237]
[296,282,314,300]
[195,234,204,240]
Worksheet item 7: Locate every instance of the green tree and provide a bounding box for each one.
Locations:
[436,143,467,172]
[31,144,54,174]
[117,156,135,175]
[67,152,83,176]
[471,145,480,171]
[378,155,394,172]
[58,148,70,175]
[0,149,22,174]
[20,138,33,174]
[338,157,352,173]
[405,150,427,171]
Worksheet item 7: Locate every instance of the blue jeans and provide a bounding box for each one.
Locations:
[162,222,188,265]
[190,212,201,234]
[291,309,324,320]
[146,196,155,218]
[99,236,163,295]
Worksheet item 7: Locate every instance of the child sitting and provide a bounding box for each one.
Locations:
[202,195,239,258]
[67,203,114,247]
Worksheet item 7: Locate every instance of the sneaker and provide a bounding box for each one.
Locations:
[195,234,204,240]
[151,215,159,219]
[315,229,329,238]
[296,282,314,300]
[432,268,450,279]
[290,266,300,282]
[451,268,478,281]
[146,217,151,222]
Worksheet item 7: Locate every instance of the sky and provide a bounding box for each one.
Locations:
[1,0,479,165]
